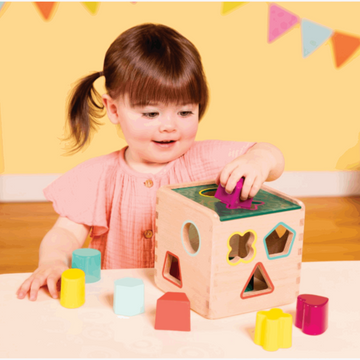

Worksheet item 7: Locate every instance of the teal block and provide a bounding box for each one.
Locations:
[71,248,101,283]
[113,277,145,316]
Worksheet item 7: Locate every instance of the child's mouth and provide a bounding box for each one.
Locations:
[153,140,176,147]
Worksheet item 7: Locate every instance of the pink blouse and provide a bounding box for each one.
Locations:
[43,140,256,269]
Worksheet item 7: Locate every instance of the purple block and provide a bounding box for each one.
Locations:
[214,178,253,210]
[295,294,329,335]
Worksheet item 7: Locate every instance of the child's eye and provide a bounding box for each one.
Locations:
[179,111,194,117]
[143,112,159,118]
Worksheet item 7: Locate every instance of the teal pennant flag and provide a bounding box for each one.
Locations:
[301,19,333,58]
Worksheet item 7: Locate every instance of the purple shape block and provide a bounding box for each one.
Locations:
[295,294,329,335]
[214,178,253,210]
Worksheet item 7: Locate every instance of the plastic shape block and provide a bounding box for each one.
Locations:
[72,248,101,283]
[214,177,253,209]
[60,268,85,309]
[295,294,329,335]
[254,308,292,351]
[113,277,145,316]
[155,292,191,331]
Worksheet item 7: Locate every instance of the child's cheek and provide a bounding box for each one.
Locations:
[130,118,157,138]
[181,121,198,138]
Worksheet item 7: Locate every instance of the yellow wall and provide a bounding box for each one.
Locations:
[0,2,359,174]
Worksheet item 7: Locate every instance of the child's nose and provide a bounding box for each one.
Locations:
[159,114,176,131]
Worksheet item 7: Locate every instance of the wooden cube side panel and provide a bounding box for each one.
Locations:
[154,187,217,318]
[209,208,304,319]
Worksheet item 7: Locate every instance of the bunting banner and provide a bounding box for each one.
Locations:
[268,3,299,43]
[267,3,360,69]
[0,2,9,17]
[331,31,360,68]
[221,2,247,16]
[34,2,58,21]
[0,2,359,69]
[301,19,333,58]
[0,2,141,19]
[82,2,100,15]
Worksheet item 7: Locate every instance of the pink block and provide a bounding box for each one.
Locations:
[295,294,329,335]
[214,177,253,210]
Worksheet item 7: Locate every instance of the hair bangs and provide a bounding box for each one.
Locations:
[119,64,204,109]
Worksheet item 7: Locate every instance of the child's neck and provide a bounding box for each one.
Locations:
[124,148,168,175]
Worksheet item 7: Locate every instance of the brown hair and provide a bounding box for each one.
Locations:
[64,23,209,154]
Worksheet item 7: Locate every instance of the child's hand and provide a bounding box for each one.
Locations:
[215,142,285,201]
[215,153,269,201]
[16,260,68,301]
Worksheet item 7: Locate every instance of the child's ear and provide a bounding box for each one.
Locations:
[102,94,120,125]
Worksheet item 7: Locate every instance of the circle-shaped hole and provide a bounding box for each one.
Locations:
[182,222,201,255]
[199,188,217,197]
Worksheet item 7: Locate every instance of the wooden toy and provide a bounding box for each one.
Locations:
[154,179,305,319]
[295,294,329,335]
[254,308,293,351]
[60,269,85,309]
[113,277,145,316]
[72,248,101,283]
[155,292,191,331]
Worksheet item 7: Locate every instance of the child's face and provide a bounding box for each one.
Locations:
[103,94,199,168]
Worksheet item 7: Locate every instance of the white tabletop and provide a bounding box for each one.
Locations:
[0,261,359,358]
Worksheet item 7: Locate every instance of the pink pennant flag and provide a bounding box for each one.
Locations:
[268,3,299,43]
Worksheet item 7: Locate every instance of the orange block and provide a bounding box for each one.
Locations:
[155,292,191,331]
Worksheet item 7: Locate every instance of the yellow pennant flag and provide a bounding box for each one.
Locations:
[82,2,100,15]
[221,2,246,15]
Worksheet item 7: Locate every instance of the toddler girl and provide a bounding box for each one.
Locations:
[17,23,284,301]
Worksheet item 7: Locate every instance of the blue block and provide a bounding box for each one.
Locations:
[72,248,101,283]
[113,277,145,316]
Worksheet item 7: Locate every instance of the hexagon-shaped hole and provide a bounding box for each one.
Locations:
[265,223,295,258]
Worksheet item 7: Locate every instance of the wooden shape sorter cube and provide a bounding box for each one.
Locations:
[154,180,305,319]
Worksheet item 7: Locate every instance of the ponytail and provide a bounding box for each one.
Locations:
[62,71,105,155]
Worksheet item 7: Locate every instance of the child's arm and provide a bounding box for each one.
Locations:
[215,142,285,200]
[16,216,90,301]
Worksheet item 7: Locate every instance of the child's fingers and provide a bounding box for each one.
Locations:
[47,276,60,299]
[17,276,34,299]
[218,163,238,189]
[248,177,262,199]
[29,276,46,301]
[215,172,220,186]
[240,175,256,200]
[225,170,245,195]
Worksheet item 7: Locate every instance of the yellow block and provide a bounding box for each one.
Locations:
[60,268,86,309]
[254,308,292,351]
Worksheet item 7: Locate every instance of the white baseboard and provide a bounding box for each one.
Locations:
[0,174,61,202]
[0,171,360,202]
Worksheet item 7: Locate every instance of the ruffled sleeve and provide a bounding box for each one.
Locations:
[43,152,119,237]
[183,140,257,182]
